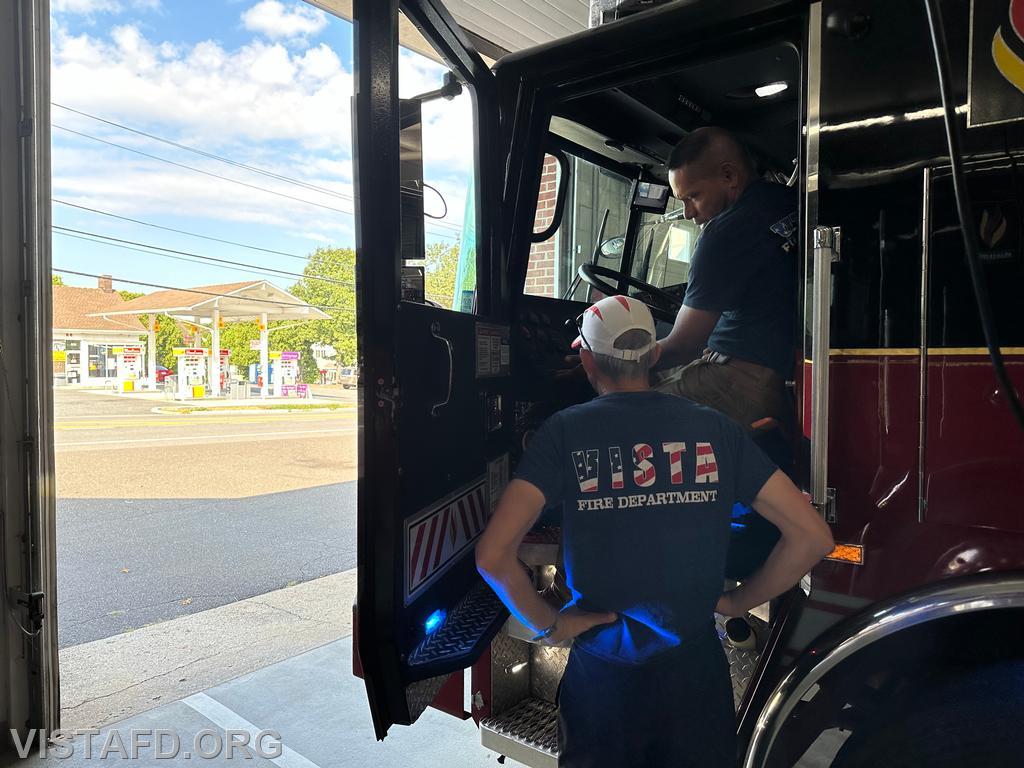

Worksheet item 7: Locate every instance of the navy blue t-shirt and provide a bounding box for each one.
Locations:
[515,390,777,665]
[683,180,798,375]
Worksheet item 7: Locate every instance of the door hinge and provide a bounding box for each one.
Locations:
[814,487,838,525]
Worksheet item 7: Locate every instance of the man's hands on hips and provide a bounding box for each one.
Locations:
[545,605,618,645]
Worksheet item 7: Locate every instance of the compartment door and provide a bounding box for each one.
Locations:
[352,0,511,740]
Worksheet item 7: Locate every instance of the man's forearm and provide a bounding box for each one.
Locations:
[726,536,828,614]
[654,339,700,371]
[477,556,559,634]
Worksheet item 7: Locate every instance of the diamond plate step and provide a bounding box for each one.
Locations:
[408,581,506,667]
[717,613,766,707]
[481,698,558,768]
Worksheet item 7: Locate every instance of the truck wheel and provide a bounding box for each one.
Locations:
[831,659,1024,768]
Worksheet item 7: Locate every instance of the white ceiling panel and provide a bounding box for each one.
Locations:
[308,0,590,56]
[442,0,589,52]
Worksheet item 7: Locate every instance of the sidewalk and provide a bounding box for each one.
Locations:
[21,566,495,767]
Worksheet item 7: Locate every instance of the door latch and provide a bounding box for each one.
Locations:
[11,589,46,633]
[814,487,838,525]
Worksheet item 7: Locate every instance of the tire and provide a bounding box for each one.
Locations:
[831,658,1024,768]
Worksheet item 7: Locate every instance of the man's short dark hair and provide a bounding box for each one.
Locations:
[667,127,754,175]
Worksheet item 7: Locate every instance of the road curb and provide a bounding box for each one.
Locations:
[59,569,357,731]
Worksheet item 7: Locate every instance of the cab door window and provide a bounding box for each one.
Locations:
[629,196,700,291]
[524,150,632,300]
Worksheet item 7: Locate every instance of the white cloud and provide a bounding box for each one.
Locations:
[52,0,160,14]
[52,27,353,149]
[52,0,122,13]
[241,0,327,41]
[50,22,475,253]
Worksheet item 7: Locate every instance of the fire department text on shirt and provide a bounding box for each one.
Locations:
[577,489,720,511]
[571,441,721,494]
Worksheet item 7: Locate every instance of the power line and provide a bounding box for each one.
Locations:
[55,230,331,287]
[53,124,360,218]
[53,102,356,203]
[53,225,356,288]
[52,268,356,314]
[53,199,314,262]
[51,104,466,237]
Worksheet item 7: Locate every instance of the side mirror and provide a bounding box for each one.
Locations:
[599,235,625,259]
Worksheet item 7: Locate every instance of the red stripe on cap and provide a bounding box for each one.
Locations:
[587,305,604,321]
[614,296,631,311]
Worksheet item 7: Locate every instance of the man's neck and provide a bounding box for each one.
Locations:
[596,379,651,396]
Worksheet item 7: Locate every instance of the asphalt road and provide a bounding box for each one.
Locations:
[54,387,360,647]
[56,483,356,648]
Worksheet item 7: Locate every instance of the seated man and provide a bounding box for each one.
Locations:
[655,127,798,433]
[477,295,834,768]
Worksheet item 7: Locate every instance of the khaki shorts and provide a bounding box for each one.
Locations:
[655,354,791,432]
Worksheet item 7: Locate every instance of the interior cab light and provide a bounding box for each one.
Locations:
[755,81,789,98]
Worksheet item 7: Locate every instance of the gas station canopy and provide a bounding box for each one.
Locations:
[95,280,330,325]
[90,280,330,398]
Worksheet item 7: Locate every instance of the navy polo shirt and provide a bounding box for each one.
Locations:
[683,180,798,375]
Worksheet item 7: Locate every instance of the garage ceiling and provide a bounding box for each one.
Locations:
[307,0,589,57]
[440,0,589,53]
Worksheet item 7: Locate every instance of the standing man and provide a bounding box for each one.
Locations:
[476,295,834,768]
[656,127,798,432]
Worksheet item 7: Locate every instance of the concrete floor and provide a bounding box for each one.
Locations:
[23,637,500,768]
[25,629,846,768]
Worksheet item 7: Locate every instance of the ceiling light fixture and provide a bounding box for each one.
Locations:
[755,81,789,98]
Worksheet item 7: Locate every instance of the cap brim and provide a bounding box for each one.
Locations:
[571,335,583,350]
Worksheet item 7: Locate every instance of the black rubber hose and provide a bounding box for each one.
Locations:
[922,0,1024,430]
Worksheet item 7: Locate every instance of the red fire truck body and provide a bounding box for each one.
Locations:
[351,1,1024,765]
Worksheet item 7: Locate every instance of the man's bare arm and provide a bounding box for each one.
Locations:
[655,304,720,370]
[717,470,835,616]
[476,480,616,642]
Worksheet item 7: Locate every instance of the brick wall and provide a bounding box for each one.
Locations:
[523,155,560,297]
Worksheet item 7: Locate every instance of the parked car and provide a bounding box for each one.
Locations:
[156,365,174,383]
[339,367,359,389]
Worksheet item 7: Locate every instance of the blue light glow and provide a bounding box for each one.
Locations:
[424,609,446,634]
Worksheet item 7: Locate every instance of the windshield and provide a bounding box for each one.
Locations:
[628,196,700,291]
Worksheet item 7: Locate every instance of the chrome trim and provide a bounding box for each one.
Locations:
[803,2,824,504]
[918,168,931,523]
[742,572,1024,768]
[810,225,838,509]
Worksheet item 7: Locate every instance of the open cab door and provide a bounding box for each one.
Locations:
[352,0,511,740]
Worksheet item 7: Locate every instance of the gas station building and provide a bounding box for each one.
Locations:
[91,279,329,399]
[51,276,144,386]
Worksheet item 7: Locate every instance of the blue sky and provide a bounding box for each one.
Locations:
[51,0,473,293]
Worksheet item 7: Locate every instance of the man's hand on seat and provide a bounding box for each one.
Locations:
[655,304,720,370]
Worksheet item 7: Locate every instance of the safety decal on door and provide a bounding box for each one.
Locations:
[405,477,489,604]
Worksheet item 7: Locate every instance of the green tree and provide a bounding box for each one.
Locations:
[51,274,64,286]
[118,290,144,301]
[424,239,461,309]
[272,247,357,365]
[219,321,261,369]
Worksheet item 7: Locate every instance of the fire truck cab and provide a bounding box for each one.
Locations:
[353,1,1024,765]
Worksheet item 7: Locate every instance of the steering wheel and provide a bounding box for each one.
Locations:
[577,263,682,323]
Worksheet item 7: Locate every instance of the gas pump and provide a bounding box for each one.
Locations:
[217,348,230,393]
[274,350,306,398]
[114,345,144,392]
[173,347,209,399]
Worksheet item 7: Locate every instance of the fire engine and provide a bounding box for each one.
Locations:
[351,0,1024,765]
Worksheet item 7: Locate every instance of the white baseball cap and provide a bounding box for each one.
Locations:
[571,295,657,361]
